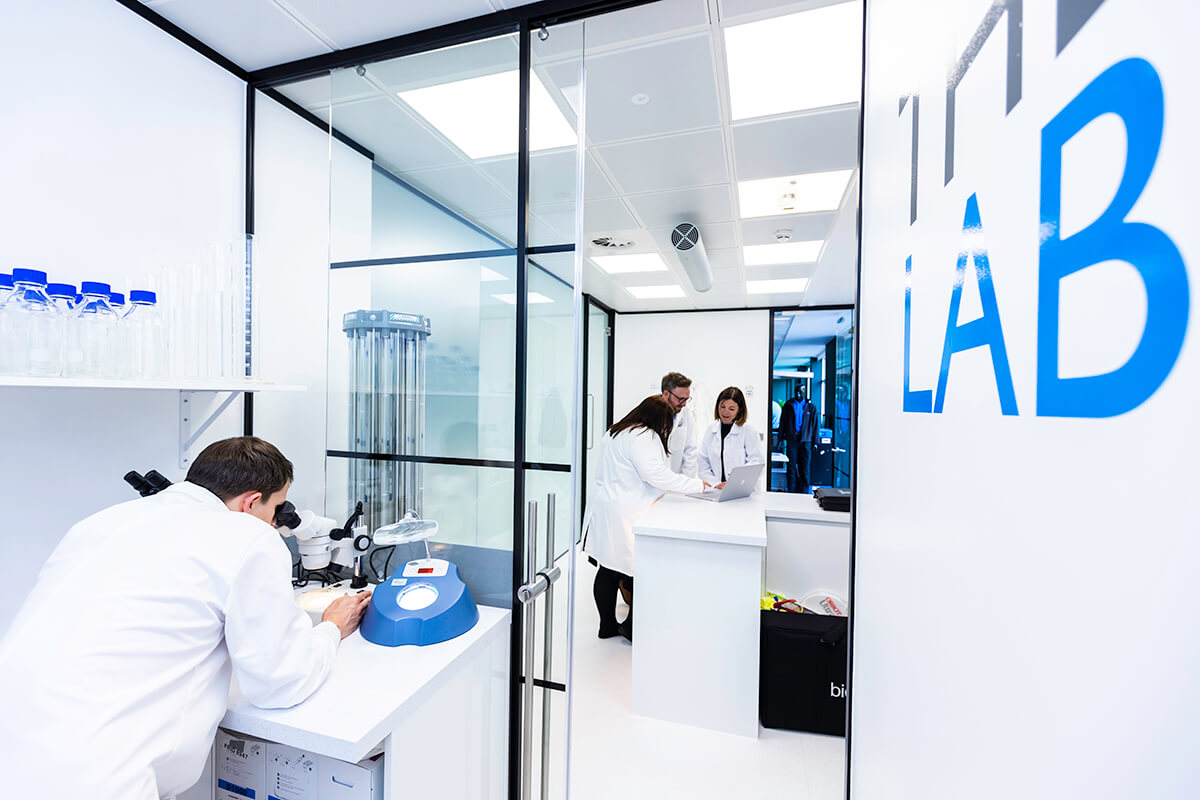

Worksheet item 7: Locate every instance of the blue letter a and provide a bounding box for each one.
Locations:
[934,193,1019,415]
[1038,58,1188,417]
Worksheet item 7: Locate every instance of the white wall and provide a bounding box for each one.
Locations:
[853,1,1200,797]
[613,310,769,460]
[251,92,333,515]
[0,0,246,633]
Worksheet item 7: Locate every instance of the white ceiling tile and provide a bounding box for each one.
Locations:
[279,0,498,52]
[270,74,331,111]
[731,106,859,180]
[475,149,613,210]
[330,96,466,172]
[579,0,710,49]
[702,247,743,270]
[583,35,721,143]
[626,185,734,230]
[404,163,514,216]
[139,0,331,71]
[745,262,818,280]
[365,35,519,92]
[718,0,858,26]
[594,129,728,195]
[740,213,835,245]
[584,198,640,234]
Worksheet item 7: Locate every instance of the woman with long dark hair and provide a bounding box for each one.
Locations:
[697,386,765,487]
[582,396,708,641]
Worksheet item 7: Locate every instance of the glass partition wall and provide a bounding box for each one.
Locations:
[266,17,588,800]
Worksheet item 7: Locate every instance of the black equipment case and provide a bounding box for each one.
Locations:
[759,610,849,735]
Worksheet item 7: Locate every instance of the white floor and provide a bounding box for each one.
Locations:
[567,551,846,800]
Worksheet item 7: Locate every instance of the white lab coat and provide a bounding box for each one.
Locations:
[666,407,698,476]
[697,420,766,485]
[0,482,341,800]
[583,427,705,575]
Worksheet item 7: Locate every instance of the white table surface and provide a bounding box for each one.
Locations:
[762,492,852,524]
[636,492,769,546]
[221,606,510,763]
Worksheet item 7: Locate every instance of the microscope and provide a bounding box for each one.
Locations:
[273,501,372,588]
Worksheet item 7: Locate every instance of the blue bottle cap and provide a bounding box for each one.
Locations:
[0,274,12,290]
[11,268,48,285]
[80,281,112,295]
[47,282,77,298]
[129,290,157,304]
[109,292,126,306]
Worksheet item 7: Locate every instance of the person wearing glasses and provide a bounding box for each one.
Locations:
[0,437,369,800]
[583,396,710,641]
[697,386,765,487]
[660,371,699,477]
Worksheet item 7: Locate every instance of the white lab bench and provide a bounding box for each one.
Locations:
[216,606,511,799]
[631,492,850,738]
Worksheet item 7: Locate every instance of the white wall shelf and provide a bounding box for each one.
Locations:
[0,377,305,392]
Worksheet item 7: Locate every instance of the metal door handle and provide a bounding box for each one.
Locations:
[515,495,564,800]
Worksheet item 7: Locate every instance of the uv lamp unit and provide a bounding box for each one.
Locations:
[342,310,430,530]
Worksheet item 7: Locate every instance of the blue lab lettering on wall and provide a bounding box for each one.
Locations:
[934,194,1018,415]
[903,255,933,412]
[902,59,1189,417]
[1037,57,1189,417]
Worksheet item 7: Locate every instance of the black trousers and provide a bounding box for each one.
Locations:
[786,440,812,493]
[593,564,633,632]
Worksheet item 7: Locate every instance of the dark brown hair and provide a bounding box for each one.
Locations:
[714,386,748,425]
[185,436,294,501]
[608,396,675,453]
[660,371,692,393]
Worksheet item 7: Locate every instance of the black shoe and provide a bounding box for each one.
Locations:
[598,625,621,639]
[617,621,633,642]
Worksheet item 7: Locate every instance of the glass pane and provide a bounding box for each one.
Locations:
[325,457,514,608]
[326,256,517,461]
[529,20,583,248]
[525,258,576,466]
[329,33,520,262]
[770,308,853,493]
[582,302,610,537]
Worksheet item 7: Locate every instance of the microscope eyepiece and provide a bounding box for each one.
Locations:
[144,470,173,492]
[124,471,155,497]
[274,501,302,530]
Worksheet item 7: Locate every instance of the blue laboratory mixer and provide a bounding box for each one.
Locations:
[360,512,478,647]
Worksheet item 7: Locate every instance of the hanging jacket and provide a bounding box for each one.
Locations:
[780,397,818,444]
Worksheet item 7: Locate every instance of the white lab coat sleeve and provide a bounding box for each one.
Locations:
[631,430,706,494]
[679,413,699,477]
[743,422,766,466]
[224,534,341,709]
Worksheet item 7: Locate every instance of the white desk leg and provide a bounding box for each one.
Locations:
[633,535,764,738]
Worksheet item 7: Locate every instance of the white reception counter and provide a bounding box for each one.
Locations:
[631,492,850,738]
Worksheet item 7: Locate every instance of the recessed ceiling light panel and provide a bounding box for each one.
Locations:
[399,71,576,159]
[591,253,669,274]
[724,2,863,120]
[738,170,852,218]
[627,284,685,299]
[746,278,809,294]
[744,241,823,265]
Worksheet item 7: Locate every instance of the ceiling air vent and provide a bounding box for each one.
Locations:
[670,223,700,252]
[591,236,634,249]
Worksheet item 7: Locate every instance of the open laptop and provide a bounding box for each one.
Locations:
[686,462,765,502]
